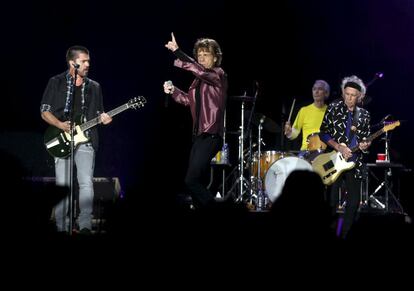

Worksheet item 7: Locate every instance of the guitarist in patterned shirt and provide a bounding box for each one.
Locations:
[319,75,371,239]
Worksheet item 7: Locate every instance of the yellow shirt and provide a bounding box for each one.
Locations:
[290,103,327,150]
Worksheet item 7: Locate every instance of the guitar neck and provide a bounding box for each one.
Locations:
[350,127,383,153]
[80,103,130,132]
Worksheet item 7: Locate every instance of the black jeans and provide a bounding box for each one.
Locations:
[329,169,361,238]
[185,133,222,208]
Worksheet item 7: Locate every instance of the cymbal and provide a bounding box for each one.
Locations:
[245,110,281,133]
[229,95,255,102]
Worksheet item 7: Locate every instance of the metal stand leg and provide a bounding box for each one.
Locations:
[367,167,387,210]
[226,99,251,203]
[366,165,405,213]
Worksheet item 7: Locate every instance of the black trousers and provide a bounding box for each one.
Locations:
[329,169,361,238]
[185,133,222,209]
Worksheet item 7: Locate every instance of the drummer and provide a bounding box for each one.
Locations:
[284,80,330,159]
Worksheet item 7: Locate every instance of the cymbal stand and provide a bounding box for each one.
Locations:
[224,98,251,203]
[256,116,269,211]
[226,92,257,203]
[255,120,264,210]
[244,91,258,203]
[235,99,248,201]
[247,127,254,203]
[218,117,250,202]
[221,109,227,197]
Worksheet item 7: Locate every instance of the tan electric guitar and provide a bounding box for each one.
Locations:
[312,121,400,185]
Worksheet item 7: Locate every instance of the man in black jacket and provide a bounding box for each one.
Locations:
[40,45,112,233]
[319,75,371,238]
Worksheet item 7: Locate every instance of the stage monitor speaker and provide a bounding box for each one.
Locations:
[27,176,121,232]
[92,177,121,230]
[93,177,121,202]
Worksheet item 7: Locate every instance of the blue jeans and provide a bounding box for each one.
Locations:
[54,143,95,231]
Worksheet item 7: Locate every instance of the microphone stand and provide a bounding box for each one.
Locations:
[68,66,78,235]
[365,72,383,87]
[384,122,392,212]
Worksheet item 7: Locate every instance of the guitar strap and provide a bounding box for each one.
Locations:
[348,106,360,143]
[64,72,87,118]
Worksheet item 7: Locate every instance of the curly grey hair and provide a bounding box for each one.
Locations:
[341,75,366,103]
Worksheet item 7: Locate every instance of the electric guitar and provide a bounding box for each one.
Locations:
[44,96,146,158]
[312,121,400,185]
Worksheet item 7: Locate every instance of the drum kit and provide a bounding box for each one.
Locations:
[223,95,326,210]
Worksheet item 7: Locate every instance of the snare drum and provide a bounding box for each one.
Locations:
[264,156,313,202]
[251,151,291,179]
[306,132,327,151]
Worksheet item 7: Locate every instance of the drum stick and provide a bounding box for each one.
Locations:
[287,98,296,123]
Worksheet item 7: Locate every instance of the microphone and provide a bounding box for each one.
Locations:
[166,80,173,89]
[165,80,173,107]
[366,72,384,87]
[72,63,80,69]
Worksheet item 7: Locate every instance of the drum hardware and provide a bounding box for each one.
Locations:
[248,111,300,209]
[224,94,256,203]
[243,143,257,159]
[251,151,293,179]
[251,116,266,211]
[246,110,281,134]
[210,110,229,198]
[237,96,248,201]
[254,116,267,210]
[226,89,285,207]
[230,95,256,102]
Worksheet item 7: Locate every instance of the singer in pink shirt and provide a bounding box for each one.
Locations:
[164,33,227,209]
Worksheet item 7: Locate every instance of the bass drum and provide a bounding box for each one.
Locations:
[264,156,313,202]
[251,151,291,179]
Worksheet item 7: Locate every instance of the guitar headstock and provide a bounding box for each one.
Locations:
[384,120,400,132]
[128,96,147,109]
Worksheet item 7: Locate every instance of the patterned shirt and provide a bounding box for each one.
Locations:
[319,100,370,178]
